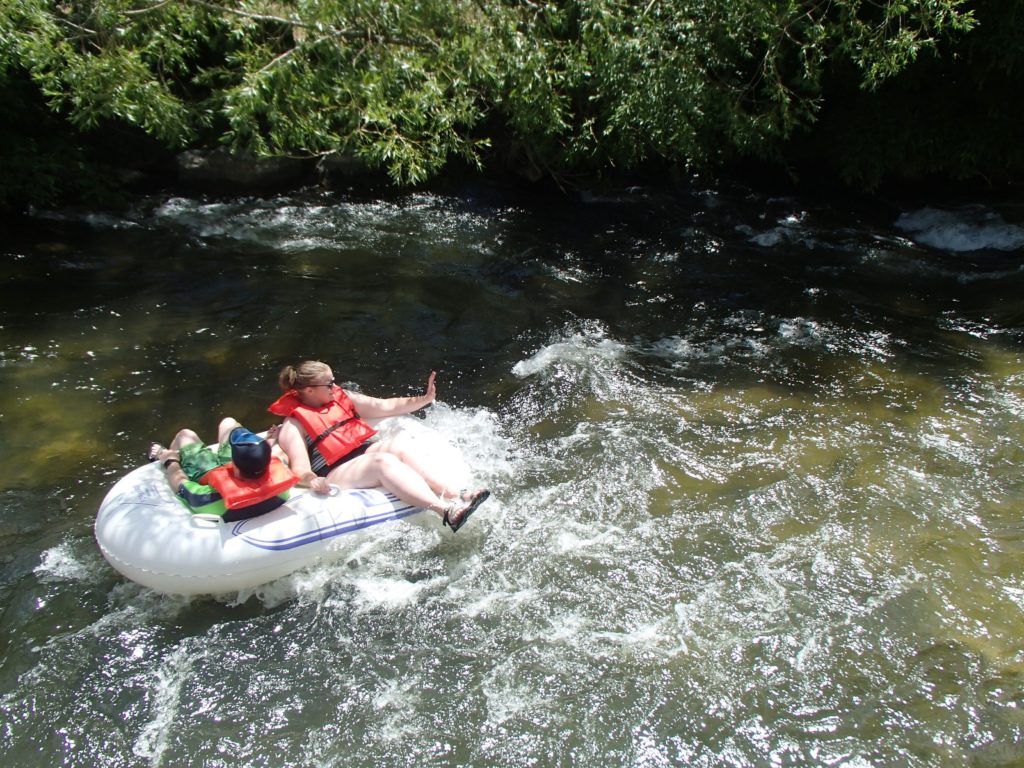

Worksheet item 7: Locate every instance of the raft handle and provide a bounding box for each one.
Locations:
[189,513,224,526]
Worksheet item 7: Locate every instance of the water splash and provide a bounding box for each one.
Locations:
[895,206,1024,252]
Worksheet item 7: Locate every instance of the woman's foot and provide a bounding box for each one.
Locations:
[442,489,491,533]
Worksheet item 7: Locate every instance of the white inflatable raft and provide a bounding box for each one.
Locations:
[95,419,467,596]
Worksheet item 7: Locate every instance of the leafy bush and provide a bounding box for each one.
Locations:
[3,0,1011,206]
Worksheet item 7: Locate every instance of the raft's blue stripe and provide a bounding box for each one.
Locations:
[236,504,420,551]
[229,491,403,541]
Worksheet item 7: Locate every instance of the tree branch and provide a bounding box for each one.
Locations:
[175,0,433,48]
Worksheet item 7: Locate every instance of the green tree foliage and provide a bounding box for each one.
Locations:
[483,0,976,176]
[0,0,1000,208]
[3,0,497,191]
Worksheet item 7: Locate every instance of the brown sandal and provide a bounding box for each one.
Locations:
[442,490,491,533]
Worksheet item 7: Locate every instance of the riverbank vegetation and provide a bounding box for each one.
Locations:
[2,1,1019,210]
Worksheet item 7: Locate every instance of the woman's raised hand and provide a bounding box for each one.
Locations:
[424,371,437,404]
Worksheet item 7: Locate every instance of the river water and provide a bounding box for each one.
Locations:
[1,181,1023,766]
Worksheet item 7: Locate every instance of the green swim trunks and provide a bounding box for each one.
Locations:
[178,441,232,483]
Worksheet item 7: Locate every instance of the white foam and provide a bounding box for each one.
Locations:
[648,335,701,360]
[743,211,810,247]
[418,404,513,485]
[553,527,618,554]
[1003,585,1024,612]
[461,587,541,619]
[236,563,337,609]
[895,206,1024,252]
[632,732,682,766]
[512,329,627,378]
[352,576,433,609]
[34,542,92,582]
[482,660,545,725]
[750,228,788,247]
[149,194,503,256]
[133,643,195,765]
[590,621,666,650]
[777,318,823,343]
[371,679,423,742]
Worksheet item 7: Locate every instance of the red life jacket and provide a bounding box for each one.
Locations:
[268,388,377,464]
[201,457,299,510]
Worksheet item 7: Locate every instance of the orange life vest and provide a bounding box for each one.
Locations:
[268,388,377,464]
[201,457,299,510]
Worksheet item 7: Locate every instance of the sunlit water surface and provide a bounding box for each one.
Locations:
[1,183,1023,767]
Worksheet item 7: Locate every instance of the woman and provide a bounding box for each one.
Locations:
[269,361,489,532]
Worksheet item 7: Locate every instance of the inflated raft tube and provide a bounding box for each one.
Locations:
[95,418,467,596]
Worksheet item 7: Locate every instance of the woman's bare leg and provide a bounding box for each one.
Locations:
[365,434,467,499]
[326,452,489,530]
[327,453,449,514]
